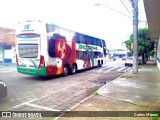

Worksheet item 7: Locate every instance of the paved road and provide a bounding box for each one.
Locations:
[0,63,132,118]
[93,66,131,73]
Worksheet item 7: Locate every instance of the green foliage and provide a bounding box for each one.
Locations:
[151,111,160,120]
[48,117,55,120]
[93,92,99,96]
[124,39,133,51]
[147,50,155,57]
[127,51,133,56]
[124,28,154,57]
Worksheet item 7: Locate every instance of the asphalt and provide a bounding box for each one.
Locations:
[0,61,160,120]
[58,60,160,120]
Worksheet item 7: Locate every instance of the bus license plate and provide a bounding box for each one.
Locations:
[26,70,30,72]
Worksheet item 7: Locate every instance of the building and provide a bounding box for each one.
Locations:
[0,27,16,63]
[109,49,128,58]
[143,0,160,70]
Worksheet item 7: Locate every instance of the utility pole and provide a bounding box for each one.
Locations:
[131,0,138,74]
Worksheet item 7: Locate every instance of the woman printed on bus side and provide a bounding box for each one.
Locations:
[48,33,71,61]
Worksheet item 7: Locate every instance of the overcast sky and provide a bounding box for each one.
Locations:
[0,0,146,49]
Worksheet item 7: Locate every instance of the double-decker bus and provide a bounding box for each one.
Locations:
[16,20,107,76]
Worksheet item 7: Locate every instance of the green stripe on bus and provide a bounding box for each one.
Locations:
[27,59,37,68]
[17,66,46,76]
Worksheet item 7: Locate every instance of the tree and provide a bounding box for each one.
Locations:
[124,28,155,64]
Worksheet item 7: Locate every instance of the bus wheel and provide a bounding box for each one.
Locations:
[62,66,69,77]
[98,61,102,67]
[70,64,77,75]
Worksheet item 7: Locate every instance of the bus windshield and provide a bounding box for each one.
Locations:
[17,33,40,58]
[18,43,38,58]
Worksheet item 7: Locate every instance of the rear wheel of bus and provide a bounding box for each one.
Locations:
[62,65,69,77]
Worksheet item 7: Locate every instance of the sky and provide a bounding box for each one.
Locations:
[0,0,146,49]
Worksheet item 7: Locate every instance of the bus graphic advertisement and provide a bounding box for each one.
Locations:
[16,20,107,76]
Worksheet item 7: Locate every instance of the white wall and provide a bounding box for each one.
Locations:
[0,45,16,63]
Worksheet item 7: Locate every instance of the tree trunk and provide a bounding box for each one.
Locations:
[142,53,145,64]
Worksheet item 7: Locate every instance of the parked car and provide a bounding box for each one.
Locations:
[125,57,141,66]
[0,80,7,100]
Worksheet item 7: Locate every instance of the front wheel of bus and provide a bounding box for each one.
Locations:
[63,66,69,77]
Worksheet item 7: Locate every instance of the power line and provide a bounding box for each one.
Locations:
[128,0,132,6]
[120,0,133,15]
[99,3,133,19]
[123,0,133,7]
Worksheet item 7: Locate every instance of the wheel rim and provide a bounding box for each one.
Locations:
[64,67,68,76]
[72,65,76,73]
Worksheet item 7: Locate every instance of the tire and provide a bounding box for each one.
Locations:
[70,64,77,75]
[98,61,102,67]
[62,66,69,77]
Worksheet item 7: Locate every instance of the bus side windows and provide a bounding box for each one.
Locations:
[102,40,106,47]
[86,36,93,45]
[75,33,103,47]
[93,38,101,47]
[76,51,83,59]
[92,38,96,46]
[75,34,80,43]
[97,39,102,47]
[76,51,89,59]
[94,52,103,58]
[80,35,86,44]
[75,33,86,44]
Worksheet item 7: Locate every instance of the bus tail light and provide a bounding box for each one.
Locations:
[38,55,45,68]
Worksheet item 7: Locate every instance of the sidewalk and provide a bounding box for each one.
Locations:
[0,63,16,68]
[59,60,160,120]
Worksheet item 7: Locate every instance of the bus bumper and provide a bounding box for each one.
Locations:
[17,67,47,76]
